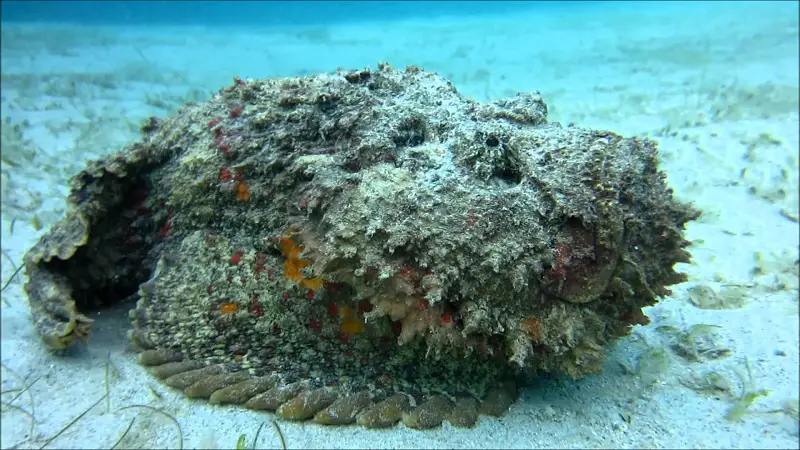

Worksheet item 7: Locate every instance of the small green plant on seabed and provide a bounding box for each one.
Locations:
[725,357,769,422]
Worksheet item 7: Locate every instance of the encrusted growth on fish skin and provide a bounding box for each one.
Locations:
[23,63,698,430]
[131,230,514,403]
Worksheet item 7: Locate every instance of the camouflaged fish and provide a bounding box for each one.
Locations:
[23,63,698,429]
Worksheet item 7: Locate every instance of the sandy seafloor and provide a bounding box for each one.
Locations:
[1,1,798,449]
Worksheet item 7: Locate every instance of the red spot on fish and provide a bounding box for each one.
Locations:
[324,281,342,293]
[358,300,373,314]
[218,141,231,157]
[215,133,232,157]
[327,303,338,319]
[230,105,244,119]
[229,250,244,265]
[249,296,264,317]
[397,265,416,280]
[160,220,172,237]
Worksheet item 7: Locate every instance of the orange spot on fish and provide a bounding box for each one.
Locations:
[220,302,238,314]
[339,306,364,335]
[235,181,250,201]
[279,234,324,289]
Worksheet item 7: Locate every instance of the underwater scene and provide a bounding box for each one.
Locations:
[0,1,797,448]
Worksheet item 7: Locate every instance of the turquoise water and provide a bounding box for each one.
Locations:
[4,1,566,26]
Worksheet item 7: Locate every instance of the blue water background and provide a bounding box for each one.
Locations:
[4,0,626,26]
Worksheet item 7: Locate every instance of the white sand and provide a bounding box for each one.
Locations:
[1,2,798,448]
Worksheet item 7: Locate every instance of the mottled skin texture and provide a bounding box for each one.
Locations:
[23,64,698,429]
